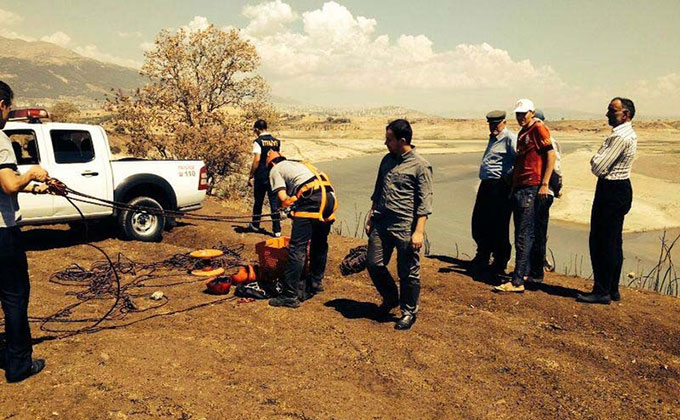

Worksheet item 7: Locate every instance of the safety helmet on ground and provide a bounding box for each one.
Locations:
[266,150,285,168]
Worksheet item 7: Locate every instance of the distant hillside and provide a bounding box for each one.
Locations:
[0,36,143,108]
[273,96,435,118]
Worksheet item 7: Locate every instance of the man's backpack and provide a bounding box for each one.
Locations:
[549,137,563,198]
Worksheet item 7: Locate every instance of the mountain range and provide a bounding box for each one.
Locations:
[0,36,143,108]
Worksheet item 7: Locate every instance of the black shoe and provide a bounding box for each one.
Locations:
[268,296,301,308]
[525,276,544,284]
[576,293,611,305]
[611,291,621,302]
[310,281,324,294]
[245,223,264,233]
[7,359,45,383]
[395,313,417,330]
[376,300,399,315]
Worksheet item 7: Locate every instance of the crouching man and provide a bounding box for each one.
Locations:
[366,119,433,330]
[266,151,337,309]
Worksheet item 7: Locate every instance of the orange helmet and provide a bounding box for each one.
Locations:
[266,150,284,168]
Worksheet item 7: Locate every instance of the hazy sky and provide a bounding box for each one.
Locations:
[1,0,679,116]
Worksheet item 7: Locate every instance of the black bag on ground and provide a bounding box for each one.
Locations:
[339,245,368,276]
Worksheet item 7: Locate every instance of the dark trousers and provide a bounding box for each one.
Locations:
[281,192,334,300]
[252,180,281,233]
[511,186,539,286]
[0,227,33,382]
[367,220,420,314]
[471,179,512,269]
[589,179,632,296]
[529,195,554,279]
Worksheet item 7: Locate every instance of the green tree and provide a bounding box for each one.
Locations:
[107,25,276,196]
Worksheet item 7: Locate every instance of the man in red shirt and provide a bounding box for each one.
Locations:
[494,99,556,293]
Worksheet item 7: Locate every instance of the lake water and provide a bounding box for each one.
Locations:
[317,142,680,288]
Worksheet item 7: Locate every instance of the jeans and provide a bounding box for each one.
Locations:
[280,191,334,300]
[0,227,33,382]
[529,195,554,279]
[589,179,632,296]
[367,219,421,314]
[511,186,539,286]
[252,180,281,233]
[471,179,512,269]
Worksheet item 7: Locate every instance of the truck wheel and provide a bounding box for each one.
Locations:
[118,196,165,242]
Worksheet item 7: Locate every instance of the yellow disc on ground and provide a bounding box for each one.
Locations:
[190,249,224,259]
[191,267,226,277]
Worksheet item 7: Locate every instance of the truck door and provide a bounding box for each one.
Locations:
[47,128,111,218]
[4,128,54,222]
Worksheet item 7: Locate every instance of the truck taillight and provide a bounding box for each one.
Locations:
[198,166,208,190]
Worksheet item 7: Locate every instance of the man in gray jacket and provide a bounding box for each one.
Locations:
[366,119,433,330]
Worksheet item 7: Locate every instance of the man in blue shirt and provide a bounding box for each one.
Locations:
[471,110,517,275]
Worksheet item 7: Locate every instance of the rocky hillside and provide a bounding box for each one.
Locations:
[0,36,143,107]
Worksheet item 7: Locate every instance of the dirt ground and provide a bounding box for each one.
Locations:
[1,198,679,420]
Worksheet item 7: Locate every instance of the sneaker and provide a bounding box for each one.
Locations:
[493,282,525,293]
[525,276,544,284]
[273,232,282,238]
[268,296,301,308]
[245,223,260,233]
[395,313,417,330]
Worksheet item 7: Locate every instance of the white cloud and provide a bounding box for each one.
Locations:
[117,31,143,38]
[242,0,297,37]
[73,44,142,69]
[0,8,22,26]
[181,16,210,33]
[139,41,154,52]
[243,1,568,111]
[0,8,33,41]
[40,31,71,47]
[626,72,680,117]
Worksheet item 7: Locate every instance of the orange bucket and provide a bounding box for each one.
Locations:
[255,237,309,282]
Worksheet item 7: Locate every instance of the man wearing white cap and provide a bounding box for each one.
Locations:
[494,99,556,293]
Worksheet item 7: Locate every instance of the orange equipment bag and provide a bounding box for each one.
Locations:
[255,237,308,282]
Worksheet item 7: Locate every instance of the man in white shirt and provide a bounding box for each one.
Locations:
[0,80,51,382]
[578,97,637,304]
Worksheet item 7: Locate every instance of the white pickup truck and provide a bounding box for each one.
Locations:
[3,109,208,242]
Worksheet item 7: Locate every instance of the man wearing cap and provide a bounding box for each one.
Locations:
[247,119,281,237]
[365,119,433,330]
[577,97,637,304]
[495,99,556,293]
[525,109,562,282]
[471,110,517,275]
[266,151,337,309]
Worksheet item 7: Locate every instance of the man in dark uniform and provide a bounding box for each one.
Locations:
[0,80,51,383]
[266,151,336,308]
[471,110,516,275]
[247,119,281,237]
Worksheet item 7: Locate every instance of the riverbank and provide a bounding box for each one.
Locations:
[281,119,680,233]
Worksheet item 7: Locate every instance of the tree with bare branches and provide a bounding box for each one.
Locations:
[107,25,276,196]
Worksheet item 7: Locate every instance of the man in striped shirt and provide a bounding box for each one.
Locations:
[577,97,637,304]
